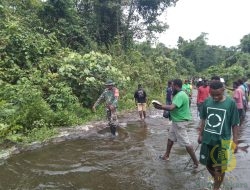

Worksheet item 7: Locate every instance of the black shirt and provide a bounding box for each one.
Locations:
[134,89,147,103]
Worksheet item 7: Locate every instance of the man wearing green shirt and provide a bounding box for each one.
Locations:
[153,79,199,169]
[182,79,192,106]
[198,80,239,190]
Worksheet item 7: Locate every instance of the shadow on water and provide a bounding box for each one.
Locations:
[0,91,250,190]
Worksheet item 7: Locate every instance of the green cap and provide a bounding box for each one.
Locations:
[105,79,114,86]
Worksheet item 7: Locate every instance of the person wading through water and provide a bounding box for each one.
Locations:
[92,79,119,136]
[153,79,199,169]
[198,80,239,190]
[134,84,147,121]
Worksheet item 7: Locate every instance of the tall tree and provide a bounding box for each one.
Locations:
[39,0,93,51]
[122,0,177,48]
[240,34,250,53]
[177,33,227,72]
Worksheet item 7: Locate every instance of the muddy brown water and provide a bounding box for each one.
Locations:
[0,92,250,190]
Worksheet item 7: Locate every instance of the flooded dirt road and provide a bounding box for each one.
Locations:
[0,91,249,190]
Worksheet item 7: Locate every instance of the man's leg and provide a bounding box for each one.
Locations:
[161,124,176,160]
[186,145,199,167]
[142,103,146,119]
[206,165,215,178]
[143,111,146,119]
[139,111,143,120]
[161,139,174,160]
[110,109,118,136]
[206,165,224,190]
[110,123,116,135]
[138,104,143,120]
[213,166,225,190]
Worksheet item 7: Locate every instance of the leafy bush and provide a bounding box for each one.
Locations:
[0,81,53,131]
[25,126,57,143]
[59,51,130,107]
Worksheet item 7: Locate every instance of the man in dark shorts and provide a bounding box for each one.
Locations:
[198,80,239,190]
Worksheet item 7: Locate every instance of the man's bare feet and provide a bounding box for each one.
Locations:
[159,155,170,161]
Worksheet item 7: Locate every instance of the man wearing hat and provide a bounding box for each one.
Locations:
[92,79,119,136]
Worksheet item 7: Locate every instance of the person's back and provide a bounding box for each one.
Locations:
[134,84,147,120]
[134,86,147,104]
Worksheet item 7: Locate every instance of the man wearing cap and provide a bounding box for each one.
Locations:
[92,79,119,136]
[196,78,203,88]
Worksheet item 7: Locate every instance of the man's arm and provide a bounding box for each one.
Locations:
[92,92,105,111]
[198,119,205,144]
[144,91,148,104]
[134,92,138,105]
[158,103,176,111]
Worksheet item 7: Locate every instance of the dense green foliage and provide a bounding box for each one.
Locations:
[1,0,250,144]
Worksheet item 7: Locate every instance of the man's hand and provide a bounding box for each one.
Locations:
[108,104,115,111]
[153,103,162,110]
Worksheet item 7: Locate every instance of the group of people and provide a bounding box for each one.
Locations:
[197,76,249,128]
[231,78,249,126]
[155,76,247,190]
[92,77,248,190]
